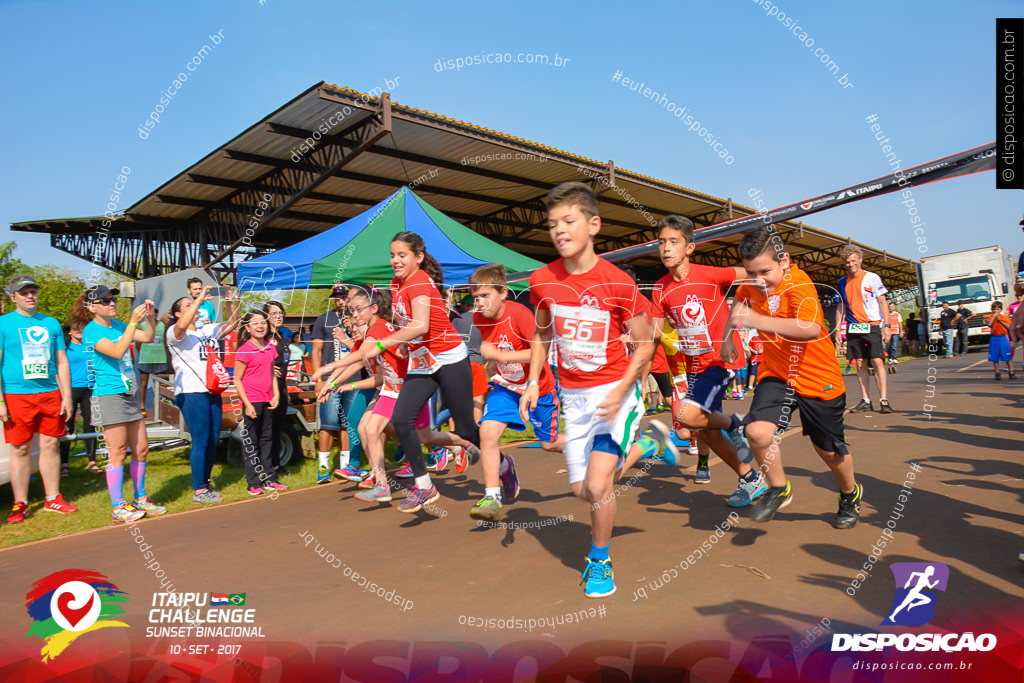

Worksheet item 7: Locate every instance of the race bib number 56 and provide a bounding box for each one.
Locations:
[551,304,609,372]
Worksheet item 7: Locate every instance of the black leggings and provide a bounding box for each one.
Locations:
[652,372,673,400]
[393,358,480,478]
[60,386,96,464]
[268,377,289,468]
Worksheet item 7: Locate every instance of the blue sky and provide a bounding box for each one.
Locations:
[0,0,1019,278]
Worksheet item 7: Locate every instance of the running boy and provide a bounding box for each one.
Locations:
[722,226,862,528]
[520,182,653,598]
[469,263,560,521]
[649,215,762,504]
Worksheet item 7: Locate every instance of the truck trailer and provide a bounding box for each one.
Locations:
[921,246,1015,344]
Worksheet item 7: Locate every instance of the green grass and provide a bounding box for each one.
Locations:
[1,425,546,549]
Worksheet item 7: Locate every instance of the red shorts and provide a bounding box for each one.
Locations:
[471,362,488,398]
[3,390,66,445]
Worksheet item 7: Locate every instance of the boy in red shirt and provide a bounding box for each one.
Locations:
[468,264,561,521]
[521,182,654,598]
[649,215,764,503]
[986,302,1015,380]
[722,226,862,528]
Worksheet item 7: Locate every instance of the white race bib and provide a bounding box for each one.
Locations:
[552,304,610,372]
[848,322,870,335]
[21,358,48,380]
[408,345,440,374]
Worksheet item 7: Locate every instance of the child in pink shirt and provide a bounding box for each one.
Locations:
[234,310,286,495]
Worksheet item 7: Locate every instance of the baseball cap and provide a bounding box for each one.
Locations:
[330,283,349,298]
[8,275,38,293]
[86,285,121,303]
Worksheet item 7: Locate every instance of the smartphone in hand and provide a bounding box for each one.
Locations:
[209,286,229,297]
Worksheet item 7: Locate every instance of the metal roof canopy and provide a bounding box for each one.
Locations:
[11,81,918,290]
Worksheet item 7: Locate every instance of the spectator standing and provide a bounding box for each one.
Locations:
[60,322,99,476]
[954,302,973,356]
[938,301,957,358]
[234,310,287,495]
[166,285,237,503]
[310,284,356,483]
[1,275,77,523]
[886,304,903,364]
[137,309,168,418]
[263,300,291,477]
[80,287,167,523]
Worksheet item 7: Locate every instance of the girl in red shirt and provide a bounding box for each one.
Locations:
[321,232,481,513]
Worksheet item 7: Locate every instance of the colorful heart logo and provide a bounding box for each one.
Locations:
[49,581,101,632]
[56,591,94,628]
[27,326,48,344]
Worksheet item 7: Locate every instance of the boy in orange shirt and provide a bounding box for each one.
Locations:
[722,226,862,528]
[986,301,1015,380]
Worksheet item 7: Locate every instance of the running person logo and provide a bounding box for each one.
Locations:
[24,569,130,662]
[882,562,949,626]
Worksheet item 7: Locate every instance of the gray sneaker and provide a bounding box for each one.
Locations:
[354,484,392,503]
[727,414,753,463]
[192,489,223,504]
[726,471,768,507]
[112,503,146,523]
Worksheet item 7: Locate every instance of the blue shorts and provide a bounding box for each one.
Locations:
[481,383,559,443]
[682,365,735,415]
[318,389,344,431]
[989,334,1012,362]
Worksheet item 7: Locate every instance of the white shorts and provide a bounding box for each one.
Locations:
[560,379,645,484]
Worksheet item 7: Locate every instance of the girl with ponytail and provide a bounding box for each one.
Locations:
[318,232,481,513]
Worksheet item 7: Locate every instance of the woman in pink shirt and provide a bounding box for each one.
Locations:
[234,310,287,495]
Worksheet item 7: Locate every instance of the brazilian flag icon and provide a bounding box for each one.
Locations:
[228,593,246,606]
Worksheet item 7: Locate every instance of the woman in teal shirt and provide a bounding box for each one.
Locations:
[77,286,167,523]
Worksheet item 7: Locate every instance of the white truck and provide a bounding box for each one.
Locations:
[921,246,1016,344]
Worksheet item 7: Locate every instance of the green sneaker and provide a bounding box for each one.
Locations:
[469,495,502,521]
[132,496,167,515]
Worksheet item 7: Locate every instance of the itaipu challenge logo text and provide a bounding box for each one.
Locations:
[25,569,129,662]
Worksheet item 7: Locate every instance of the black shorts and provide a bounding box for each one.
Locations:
[846,326,884,361]
[745,377,849,455]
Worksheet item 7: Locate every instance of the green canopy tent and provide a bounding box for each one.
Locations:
[237,187,544,292]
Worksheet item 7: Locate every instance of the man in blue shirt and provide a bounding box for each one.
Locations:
[187,277,218,327]
[0,275,77,523]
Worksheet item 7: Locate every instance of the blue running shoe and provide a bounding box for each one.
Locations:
[393,446,406,464]
[580,557,616,598]
[316,465,331,485]
[726,471,768,507]
[338,464,365,482]
[646,419,678,467]
[695,460,711,484]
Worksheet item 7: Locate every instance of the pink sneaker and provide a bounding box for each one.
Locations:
[263,482,288,491]
[395,463,415,478]
[248,486,264,496]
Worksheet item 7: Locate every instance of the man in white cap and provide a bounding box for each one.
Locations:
[0,275,77,523]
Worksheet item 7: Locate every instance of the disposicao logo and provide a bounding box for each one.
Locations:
[832,562,997,653]
[883,562,948,626]
[25,569,129,662]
